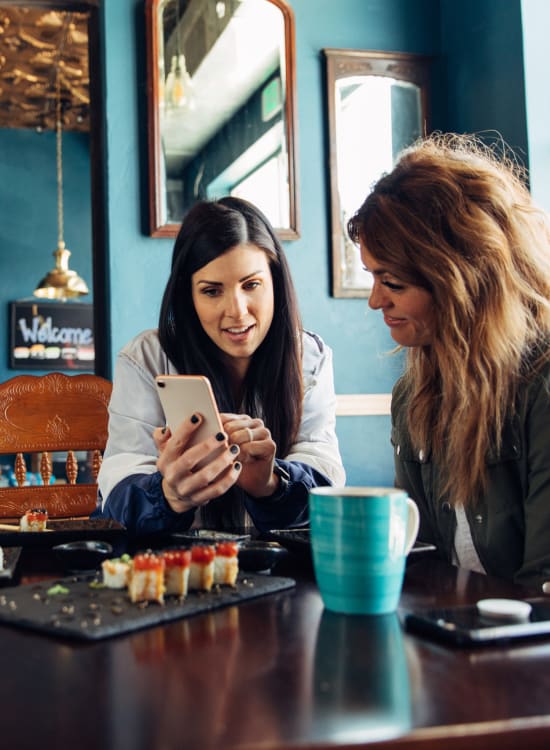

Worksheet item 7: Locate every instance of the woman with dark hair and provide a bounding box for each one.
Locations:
[348,132,550,590]
[95,197,345,534]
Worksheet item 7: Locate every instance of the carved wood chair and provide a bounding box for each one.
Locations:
[0,372,112,521]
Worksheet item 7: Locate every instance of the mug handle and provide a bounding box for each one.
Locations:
[404,498,420,555]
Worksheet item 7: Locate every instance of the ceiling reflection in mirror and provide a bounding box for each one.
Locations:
[147,0,299,239]
[324,50,431,298]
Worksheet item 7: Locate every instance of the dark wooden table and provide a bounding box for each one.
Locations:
[2,543,550,750]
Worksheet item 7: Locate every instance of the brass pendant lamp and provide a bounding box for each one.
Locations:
[34,68,89,300]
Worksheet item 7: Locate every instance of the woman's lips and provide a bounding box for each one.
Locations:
[223,324,254,341]
[383,315,407,327]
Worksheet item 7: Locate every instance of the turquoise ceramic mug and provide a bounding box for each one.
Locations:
[309,487,420,615]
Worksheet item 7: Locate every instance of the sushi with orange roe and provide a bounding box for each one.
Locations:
[102,553,132,589]
[162,548,192,597]
[214,541,239,586]
[128,551,165,604]
[188,544,216,591]
[20,508,48,532]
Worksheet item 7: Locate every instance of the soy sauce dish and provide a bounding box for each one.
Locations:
[53,540,113,573]
[237,541,287,572]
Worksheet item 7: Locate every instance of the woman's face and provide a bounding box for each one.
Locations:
[191,243,275,378]
[360,242,435,347]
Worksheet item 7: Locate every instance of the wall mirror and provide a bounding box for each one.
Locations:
[324,49,431,298]
[146,0,299,240]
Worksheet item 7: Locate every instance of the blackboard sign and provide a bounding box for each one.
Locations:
[9,301,95,371]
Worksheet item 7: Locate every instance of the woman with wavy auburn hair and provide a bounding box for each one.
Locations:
[348,132,550,589]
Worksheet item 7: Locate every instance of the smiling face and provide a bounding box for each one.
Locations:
[191,243,275,380]
[360,242,435,347]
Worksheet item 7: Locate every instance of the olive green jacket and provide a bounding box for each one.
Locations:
[391,358,550,590]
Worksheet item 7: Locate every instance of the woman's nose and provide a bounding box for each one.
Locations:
[226,291,248,318]
[368,282,385,310]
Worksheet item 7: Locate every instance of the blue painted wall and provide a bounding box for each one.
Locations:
[0,129,93,378]
[440,0,528,165]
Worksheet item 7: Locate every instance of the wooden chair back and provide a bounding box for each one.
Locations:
[0,372,112,521]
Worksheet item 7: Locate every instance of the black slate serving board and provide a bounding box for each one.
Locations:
[0,572,296,641]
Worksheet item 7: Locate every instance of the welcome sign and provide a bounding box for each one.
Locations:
[10,301,95,371]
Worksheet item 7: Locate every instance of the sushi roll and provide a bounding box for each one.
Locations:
[20,508,48,532]
[102,554,132,589]
[188,544,216,592]
[162,548,191,597]
[213,541,239,586]
[128,552,165,604]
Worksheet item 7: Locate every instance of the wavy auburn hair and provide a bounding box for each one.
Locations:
[348,132,550,507]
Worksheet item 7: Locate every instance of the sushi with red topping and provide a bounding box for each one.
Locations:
[214,541,239,586]
[128,551,165,604]
[20,508,48,532]
[162,548,192,597]
[188,544,215,591]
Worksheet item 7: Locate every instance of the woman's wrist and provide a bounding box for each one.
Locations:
[256,465,290,502]
[162,477,195,514]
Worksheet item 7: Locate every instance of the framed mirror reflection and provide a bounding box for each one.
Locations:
[146,0,300,240]
[324,49,431,298]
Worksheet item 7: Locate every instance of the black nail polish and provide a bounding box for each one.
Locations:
[234,462,241,471]
[216,432,226,442]
[230,444,239,455]
[191,414,199,424]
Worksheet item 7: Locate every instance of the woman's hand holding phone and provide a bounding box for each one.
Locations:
[154,413,242,513]
[154,375,242,513]
[221,413,280,499]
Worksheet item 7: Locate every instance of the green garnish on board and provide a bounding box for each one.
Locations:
[47,584,70,595]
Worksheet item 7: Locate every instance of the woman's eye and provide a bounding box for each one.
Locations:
[201,287,221,297]
[382,280,405,291]
[243,280,261,291]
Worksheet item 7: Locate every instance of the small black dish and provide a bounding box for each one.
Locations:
[53,540,113,573]
[238,541,287,572]
[170,530,251,545]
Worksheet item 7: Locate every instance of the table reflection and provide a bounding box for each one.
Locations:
[311,610,412,742]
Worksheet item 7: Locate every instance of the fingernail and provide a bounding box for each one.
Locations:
[191,414,200,424]
[234,462,241,471]
[230,444,239,455]
[216,432,226,442]
[161,426,167,435]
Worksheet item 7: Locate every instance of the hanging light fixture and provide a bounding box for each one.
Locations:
[165,0,195,110]
[34,66,89,300]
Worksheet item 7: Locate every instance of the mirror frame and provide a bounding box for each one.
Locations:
[145,0,300,240]
[324,49,431,298]
[0,0,108,376]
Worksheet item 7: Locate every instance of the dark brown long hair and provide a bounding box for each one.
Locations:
[158,197,303,526]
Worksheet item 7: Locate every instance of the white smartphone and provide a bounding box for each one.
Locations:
[155,375,223,447]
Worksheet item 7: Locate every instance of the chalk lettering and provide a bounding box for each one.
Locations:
[18,316,93,346]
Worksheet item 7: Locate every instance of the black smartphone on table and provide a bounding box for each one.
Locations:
[404,598,550,646]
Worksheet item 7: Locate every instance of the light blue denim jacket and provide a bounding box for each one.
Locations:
[95,329,345,534]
